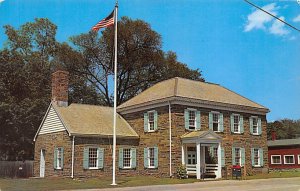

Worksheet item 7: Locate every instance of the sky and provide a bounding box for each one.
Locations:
[0,0,299,121]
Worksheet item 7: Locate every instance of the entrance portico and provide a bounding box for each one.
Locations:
[181,130,222,179]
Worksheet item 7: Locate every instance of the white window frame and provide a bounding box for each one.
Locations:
[271,155,282,164]
[88,147,99,169]
[233,114,240,133]
[253,148,260,167]
[211,111,220,132]
[56,147,63,169]
[283,155,295,164]
[147,110,155,132]
[298,155,300,164]
[123,148,132,169]
[187,108,197,131]
[235,148,241,166]
[252,116,259,135]
[148,147,155,168]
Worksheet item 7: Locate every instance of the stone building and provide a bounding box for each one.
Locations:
[34,70,269,179]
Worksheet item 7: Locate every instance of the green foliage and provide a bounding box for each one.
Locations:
[176,164,188,179]
[267,119,300,140]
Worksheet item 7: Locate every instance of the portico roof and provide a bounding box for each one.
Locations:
[181,130,222,141]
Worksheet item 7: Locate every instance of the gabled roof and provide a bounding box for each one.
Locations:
[181,130,222,140]
[53,103,138,138]
[117,77,269,113]
[267,138,300,147]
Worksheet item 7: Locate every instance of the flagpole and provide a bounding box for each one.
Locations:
[111,1,118,186]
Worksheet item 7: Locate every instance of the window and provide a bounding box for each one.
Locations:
[88,148,98,169]
[148,111,155,131]
[57,148,62,169]
[189,110,196,130]
[252,117,258,134]
[298,155,300,164]
[235,148,241,165]
[212,113,220,131]
[284,155,295,164]
[123,148,131,168]
[253,149,259,166]
[148,148,155,168]
[271,155,281,164]
[233,115,240,133]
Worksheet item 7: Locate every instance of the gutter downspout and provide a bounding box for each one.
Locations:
[168,101,172,177]
[71,136,75,178]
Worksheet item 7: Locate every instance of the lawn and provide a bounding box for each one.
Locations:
[0,176,197,191]
[1,171,300,191]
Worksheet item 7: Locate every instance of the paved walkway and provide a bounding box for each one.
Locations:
[70,177,300,191]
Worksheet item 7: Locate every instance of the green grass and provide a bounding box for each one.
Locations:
[0,176,198,191]
[244,171,300,180]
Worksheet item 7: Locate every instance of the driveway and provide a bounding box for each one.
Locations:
[71,177,300,191]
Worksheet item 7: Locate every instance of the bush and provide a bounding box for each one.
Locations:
[176,164,188,179]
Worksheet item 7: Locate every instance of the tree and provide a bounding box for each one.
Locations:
[68,17,204,106]
[267,119,300,140]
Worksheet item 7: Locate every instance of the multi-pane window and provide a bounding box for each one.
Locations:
[89,148,98,168]
[213,147,218,161]
[233,115,240,133]
[253,117,258,134]
[271,155,281,164]
[212,113,220,131]
[189,110,196,130]
[284,155,295,164]
[148,148,155,168]
[235,148,241,165]
[253,149,259,166]
[148,111,155,131]
[57,148,62,169]
[123,148,131,168]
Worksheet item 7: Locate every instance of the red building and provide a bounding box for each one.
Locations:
[268,138,300,169]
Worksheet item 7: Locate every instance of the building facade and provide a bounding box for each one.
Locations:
[34,71,269,179]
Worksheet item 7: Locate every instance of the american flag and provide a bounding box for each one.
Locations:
[92,10,115,32]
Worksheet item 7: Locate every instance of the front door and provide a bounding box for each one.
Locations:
[187,147,197,165]
[40,149,45,177]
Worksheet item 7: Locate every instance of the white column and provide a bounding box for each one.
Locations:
[217,142,222,179]
[181,144,185,165]
[196,142,201,179]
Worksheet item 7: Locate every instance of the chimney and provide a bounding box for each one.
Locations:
[51,70,69,107]
[271,130,276,141]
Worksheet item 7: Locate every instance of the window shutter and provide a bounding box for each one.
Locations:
[240,115,244,133]
[258,118,262,135]
[154,111,158,131]
[232,147,236,165]
[196,110,201,130]
[251,148,254,166]
[98,148,104,169]
[144,112,148,132]
[61,147,64,169]
[184,109,189,130]
[154,147,158,168]
[144,148,149,168]
[221,147,225,167]
[53,147,57,169]
[219,113,224,132]
[83,147,89,169]
[131,148,136,168]
[241,148,245,166]
[119,148,123,169]
[230,114,234,133]
[259,148,264,167]
[250,117,253,135]
[209,112,213,130]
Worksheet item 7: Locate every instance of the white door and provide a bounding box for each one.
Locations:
[187,151,197,165]
[40,149,45,177]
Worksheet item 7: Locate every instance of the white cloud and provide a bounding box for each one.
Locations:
[293,15,300,22]
[0,0,4,4]
[269,17,290,36]
[244,3,279,32]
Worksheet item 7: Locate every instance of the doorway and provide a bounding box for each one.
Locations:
[40,149,45,177]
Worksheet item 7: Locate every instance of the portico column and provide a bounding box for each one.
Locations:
[181,144,185,165]
[196,142,201,179]
[217,142,222,179]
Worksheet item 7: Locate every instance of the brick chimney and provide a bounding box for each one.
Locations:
[51,70,69,107]
[271,130,276,141]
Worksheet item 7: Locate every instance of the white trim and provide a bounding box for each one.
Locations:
[186,108,197,131]
[88,147,99,169]
[168,101,172,177]
[251,116,259,135]
[33,102,52,141]
[211,112,221,132]
[298,155,300,164]
[147,110,155,132]
[148,147,155,168]
[56,147,63,169]
[271,155,282,164]
[71,136,75,178]
[253,148,260,167]
[122,148,132,169]
[283,155,295,164]
[232,114,241,134]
